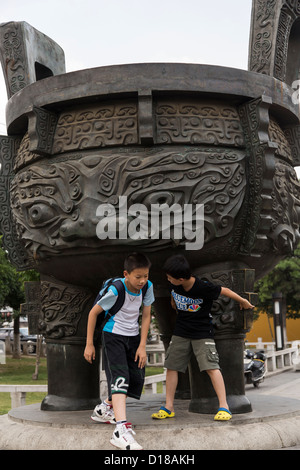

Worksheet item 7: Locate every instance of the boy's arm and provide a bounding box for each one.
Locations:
[135,305,151,368]
[220,287,255,310]
[84,304,103,364]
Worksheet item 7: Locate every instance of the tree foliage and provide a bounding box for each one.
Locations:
[255,244,300,319]
[0,238,23,310]
[0,236,39,311]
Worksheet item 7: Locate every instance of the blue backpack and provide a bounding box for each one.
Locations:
[93,277,149,331]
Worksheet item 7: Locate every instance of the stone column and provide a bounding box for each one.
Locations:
[23,279,101,411]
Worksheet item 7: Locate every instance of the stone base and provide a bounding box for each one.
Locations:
[189,394,252,414]
[2,384,300,450]
[41,394,100,411]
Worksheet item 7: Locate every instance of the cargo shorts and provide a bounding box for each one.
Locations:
[164,335,220,373]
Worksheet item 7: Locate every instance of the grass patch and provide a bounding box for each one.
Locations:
[0,356,47,384]
[144,366,165,394]
[0,392,47,415]
[0,356,48,415]
[0,356,164,415]
[145,366,164,376]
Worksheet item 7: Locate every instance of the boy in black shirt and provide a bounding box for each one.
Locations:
[152,255,254,421]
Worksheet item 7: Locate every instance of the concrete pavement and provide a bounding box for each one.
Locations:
[1,369,300,451]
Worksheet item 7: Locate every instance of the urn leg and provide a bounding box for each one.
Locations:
[41,341,101,411]
[188,335,252,414]
[35,278,101,411]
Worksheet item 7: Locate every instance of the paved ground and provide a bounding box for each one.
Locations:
[1,369,300,451]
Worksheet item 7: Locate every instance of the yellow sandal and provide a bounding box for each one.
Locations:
[214,407,232,421]
[151,406,175,419]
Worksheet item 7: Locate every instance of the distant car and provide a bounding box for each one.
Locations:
[10,327,39,354]
[0,327,13,341]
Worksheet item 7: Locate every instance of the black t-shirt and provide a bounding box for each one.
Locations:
[171,277,221,339]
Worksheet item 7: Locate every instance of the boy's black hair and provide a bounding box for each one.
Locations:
[124,252,151,273]
[163,255,191,279]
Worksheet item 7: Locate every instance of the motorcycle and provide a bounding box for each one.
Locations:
[244,349,266,387]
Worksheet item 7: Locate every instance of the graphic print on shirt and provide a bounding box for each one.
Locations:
[172,290,203,312]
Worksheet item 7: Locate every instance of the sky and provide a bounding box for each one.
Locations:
[0,0,253,132]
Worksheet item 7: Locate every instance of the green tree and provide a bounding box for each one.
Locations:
[255,243,300,319]
[0,236,39,309]
[0,238,24,310]
[0,236,40,359]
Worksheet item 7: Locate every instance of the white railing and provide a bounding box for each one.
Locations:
[144,341,166,393]
[0,340,5,364]
[245,340,300,375]
[0,384,47,408]
[144,372,166,394]
[146,344,165,367]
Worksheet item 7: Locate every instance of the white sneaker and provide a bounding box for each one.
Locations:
[91,403,116,424]
[110,423,143,450]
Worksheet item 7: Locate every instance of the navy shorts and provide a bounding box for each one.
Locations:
[102,331,145,400]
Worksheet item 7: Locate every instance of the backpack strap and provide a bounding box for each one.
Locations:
[109,279,148,316]
[141,281,149,299]
[108,279,149,314]
[108,279,125,316]
[95,279,150,331]
[92,276,122,308]
[94,278,125,330]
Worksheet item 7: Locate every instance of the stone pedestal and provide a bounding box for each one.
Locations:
[189,336,251,414]
[42,342,100,411]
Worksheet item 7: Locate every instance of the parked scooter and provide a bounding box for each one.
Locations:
[244,349,266,387]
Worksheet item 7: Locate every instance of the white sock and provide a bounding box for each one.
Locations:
[116,420,127,428]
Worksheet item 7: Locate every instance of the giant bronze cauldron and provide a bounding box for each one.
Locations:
[0,1,300,412]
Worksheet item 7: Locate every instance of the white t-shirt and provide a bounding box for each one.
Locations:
[97,278,155,336]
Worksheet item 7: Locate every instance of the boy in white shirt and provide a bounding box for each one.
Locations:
[84,252,154,450]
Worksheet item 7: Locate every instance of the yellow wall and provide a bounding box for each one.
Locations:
[246,314,300,343]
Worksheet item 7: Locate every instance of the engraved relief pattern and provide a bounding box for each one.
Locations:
[238,97,300,258]
[273,8,293,81]
[0,135,34,270]
[270,160,300,253]
[52,102,138,153]
[10,147,246,258]
[238,97,278,255]
[284,126,300,165]
[249,0,277,74]
[249,0,300,80]
[28,107,58,156]
[14,134,40,171]
[39,280,92,339]
[0,22,27,97]
[155,101,245,147]
[269,118,293,163]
